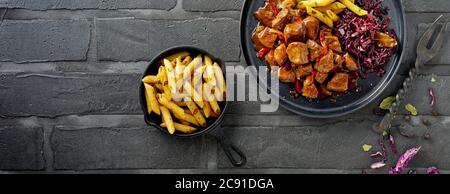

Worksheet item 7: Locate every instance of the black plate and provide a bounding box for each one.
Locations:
[240,0,406,118]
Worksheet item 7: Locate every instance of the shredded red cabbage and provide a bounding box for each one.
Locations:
[334,0,397,77]
[426,166,439,174]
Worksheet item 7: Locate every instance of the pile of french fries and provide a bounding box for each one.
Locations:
[142,51,226,135]
[298,0,368,28]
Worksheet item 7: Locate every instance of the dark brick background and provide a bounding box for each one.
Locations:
[0,0,449,173]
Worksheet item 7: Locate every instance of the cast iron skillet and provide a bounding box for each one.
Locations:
[240,0,406,118]
[139,46,246,167]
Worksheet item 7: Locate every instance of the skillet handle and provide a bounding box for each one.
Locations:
[213,129,247,167]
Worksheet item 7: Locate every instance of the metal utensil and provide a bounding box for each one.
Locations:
[376,15,447,131]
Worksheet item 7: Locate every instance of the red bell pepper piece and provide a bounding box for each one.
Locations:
[257,48,270,58]
[295,80,302,93]
[266,0,280,15]
[311,70,317,85]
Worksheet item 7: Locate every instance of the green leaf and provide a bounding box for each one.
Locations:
[362,144,372,152]
[405,103,418,116]
[431,74,437,83]
[379,96,396,110]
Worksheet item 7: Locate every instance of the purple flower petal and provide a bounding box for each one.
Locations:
[371,161,387,169]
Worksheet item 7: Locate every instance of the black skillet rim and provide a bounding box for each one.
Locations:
[138,46,228,138]
[239,0,407,118]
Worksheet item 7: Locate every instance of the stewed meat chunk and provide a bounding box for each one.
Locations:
[334,53,344,70]
[315,51,334,73]
[272,9,290,31]
[302,75,319,99]
[252,25,265,52]
[306,39,323,62]
[344,53,359,71]
[295,64,313,79]
[258,27,278,48]
[327,73,349,92]
[303,16,320,40]
[254,5,275,27]
[265,49,277,67]
[284,22,306,43]
[287,42,309,65]
[315,72,328,84]
[274,43,288,66]
[278,65,296,83]
[324,35,342,53]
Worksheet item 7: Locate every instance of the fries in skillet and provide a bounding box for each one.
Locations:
[142,52,226,135]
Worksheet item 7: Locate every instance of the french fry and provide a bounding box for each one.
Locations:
[193,65,206,93]
[144,83,160,115]
[333,8,345,14]
[174,111,200,126]
[173,101,186,107]
[300,0,336,7]
[157,94,185,119]
[339,0,367,16]
[143,85,152,114]
[184,82,204,108]
[159,66,172,100]
[154,83,164,92]
[174,57,185,91]
[142,75,159,84]
[179,120,193,126]
[165,51,190,62]
[305,6,334,28]
[315,2,346,12]
[183,55,202,81]
[203,83,221,115]
[202,97,213,118]
[326,10,340,22]
[184,96,207,127]
[163,59,177,96]
[182,56,192,66]
[212,62,226,101]
[160,106,175,134]
[203,56,217,87]
[161,122,197,134]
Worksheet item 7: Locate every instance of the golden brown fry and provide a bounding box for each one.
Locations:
[184,96,207,127]
[157,94,185,119]
[339,0,368,16]
[184,82,204,108]
[173,101,186,107]
[300,0,336,7]
[161,122,197,134]
[174,111,200,127]
[165,51,190,62]
[163,59,177,96]
[183,55,202,81]
[305,6,334,28]
[212,62,226,101]
[154,83,164,92]
[326,10,340,22]
[159,66,172,100]
[182,56,192,66]
[315,2,346,12]
[179,120,192,126]
[142,75,159,84]
[160,106,175,134]
[144,83,161,115]
[203,83,221,116]
[202,97,213,118]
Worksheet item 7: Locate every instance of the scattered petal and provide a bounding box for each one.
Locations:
[429,88,436,107]
[388,135,397,155]
[389,146,421,174]
[431,74,437,83]
[426,166,439,174]
[379,96,396,110]
[382,130,389,137]
[370,161,387,169]
[407,169,417,174]
[370,151,384,158]
[362,144,373,152]
[405,104,418,116]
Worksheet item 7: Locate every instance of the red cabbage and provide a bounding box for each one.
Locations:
[334,0,397,77]
[389,146,421,174]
